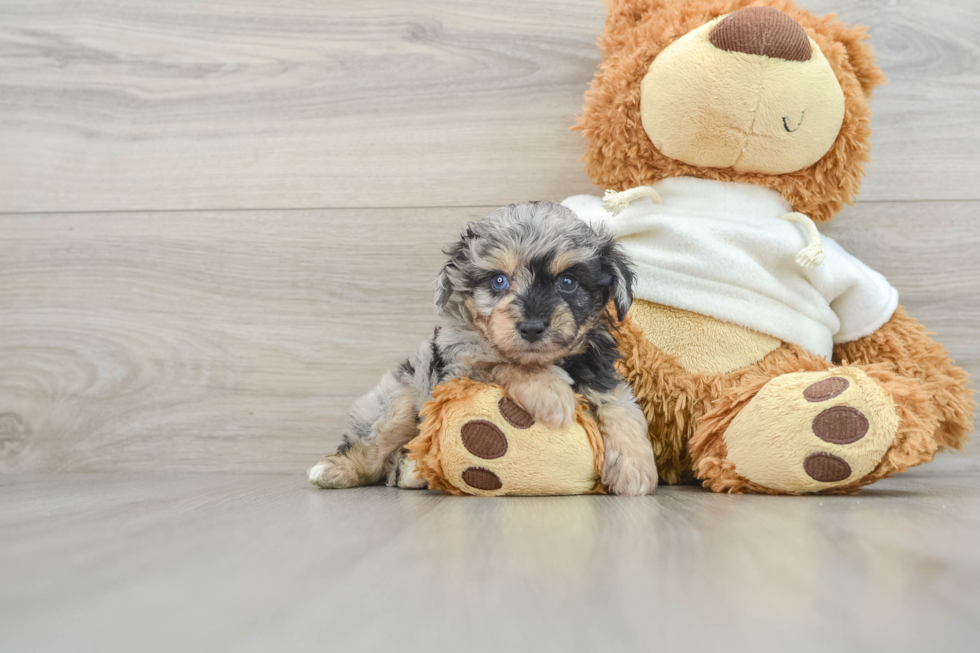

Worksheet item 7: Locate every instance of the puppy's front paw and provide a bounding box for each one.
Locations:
[592,388,657,495]
[602,442,658,496]
[508,380,576,429]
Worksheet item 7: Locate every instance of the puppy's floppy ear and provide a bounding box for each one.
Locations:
[435,223,477,317]
[600,240,636,322]
[434,263,454,314]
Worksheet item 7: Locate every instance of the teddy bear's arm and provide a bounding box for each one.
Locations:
[832,306,975,451]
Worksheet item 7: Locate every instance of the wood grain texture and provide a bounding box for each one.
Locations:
[1,201,977,473]
[2,460,980,652]
[0,207,473,472]
[822,201,980,358]
[1,0,979,213]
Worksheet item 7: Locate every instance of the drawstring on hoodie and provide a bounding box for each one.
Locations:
[779,212,825,269]
[601,186,825,270]
[602,186,662,214]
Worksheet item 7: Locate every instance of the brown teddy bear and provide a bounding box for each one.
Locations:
[564,0,975,494]
[407,0,974,496]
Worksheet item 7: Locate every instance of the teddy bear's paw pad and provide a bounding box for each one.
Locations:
[803,377,849,402]
[461,467,503,491]
[722,369,899,493]
[498,397,534,428]
[460,420,509,459]
[811,405,869,445]
[802,452,851,483]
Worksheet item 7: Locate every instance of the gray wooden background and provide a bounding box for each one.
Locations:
[1,0,977,474]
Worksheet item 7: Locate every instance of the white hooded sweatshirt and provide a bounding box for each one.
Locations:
[562,176,897,361]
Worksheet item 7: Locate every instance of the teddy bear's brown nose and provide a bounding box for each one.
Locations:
[709,6,812,62]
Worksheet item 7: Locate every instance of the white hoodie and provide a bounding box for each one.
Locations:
[563,176,897,361]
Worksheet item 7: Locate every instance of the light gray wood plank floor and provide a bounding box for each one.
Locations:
[3,456,979,653]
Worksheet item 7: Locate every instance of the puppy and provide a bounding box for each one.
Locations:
[308,201,658,495]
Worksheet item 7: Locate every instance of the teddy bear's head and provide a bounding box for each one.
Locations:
[577,0,886,222]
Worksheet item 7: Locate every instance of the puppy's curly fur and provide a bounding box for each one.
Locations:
[309,201,657,496]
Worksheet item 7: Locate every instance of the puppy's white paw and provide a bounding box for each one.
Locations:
[602,443,658,496]
[600,413,658,496]
[591,389,657,496]
[308,455,359,489]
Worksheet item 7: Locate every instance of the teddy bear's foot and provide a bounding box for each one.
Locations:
[692,366,939,494]
[407,382,603,496]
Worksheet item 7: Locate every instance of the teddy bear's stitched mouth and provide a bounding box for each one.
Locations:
[783,109,806,133]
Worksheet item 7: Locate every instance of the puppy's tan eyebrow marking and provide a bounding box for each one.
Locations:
[549,248,592,276]
[480,248,521,277]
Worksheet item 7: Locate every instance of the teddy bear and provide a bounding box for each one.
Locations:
[406,0,974,496]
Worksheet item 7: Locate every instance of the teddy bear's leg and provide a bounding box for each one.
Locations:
[408,381,604,496]
[690,362,941,494]
[833,307,975,453]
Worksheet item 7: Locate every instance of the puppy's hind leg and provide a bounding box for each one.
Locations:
[309,371,421,489]
[308,438,375,489]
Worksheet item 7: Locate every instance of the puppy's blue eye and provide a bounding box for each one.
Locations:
[557,274,578,293]
[490,274,510,291]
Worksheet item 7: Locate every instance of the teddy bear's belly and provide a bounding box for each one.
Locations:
[628,300,781,374]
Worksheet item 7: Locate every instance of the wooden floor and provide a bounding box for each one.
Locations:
[2,0,979,650]
[2,456,979,652]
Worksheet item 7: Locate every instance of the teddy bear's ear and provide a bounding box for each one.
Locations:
[605,0,661,27]
[836,22,888,97]
[600,0,666,55]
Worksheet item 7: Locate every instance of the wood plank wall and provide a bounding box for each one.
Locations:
[1,0,977,473]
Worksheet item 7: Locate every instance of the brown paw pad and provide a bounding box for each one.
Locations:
[498,397,534,429]
[803,452,851,483]
[812,406,869,444]
[462,467,503,491]
[460,420,508,459]
[803,377,849,402]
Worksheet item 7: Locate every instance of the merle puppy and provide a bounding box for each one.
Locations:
[309,201,657,495]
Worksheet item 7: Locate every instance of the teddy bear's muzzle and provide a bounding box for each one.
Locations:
[638,7,846,176]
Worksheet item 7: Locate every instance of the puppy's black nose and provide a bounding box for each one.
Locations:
[517,320,547,343]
